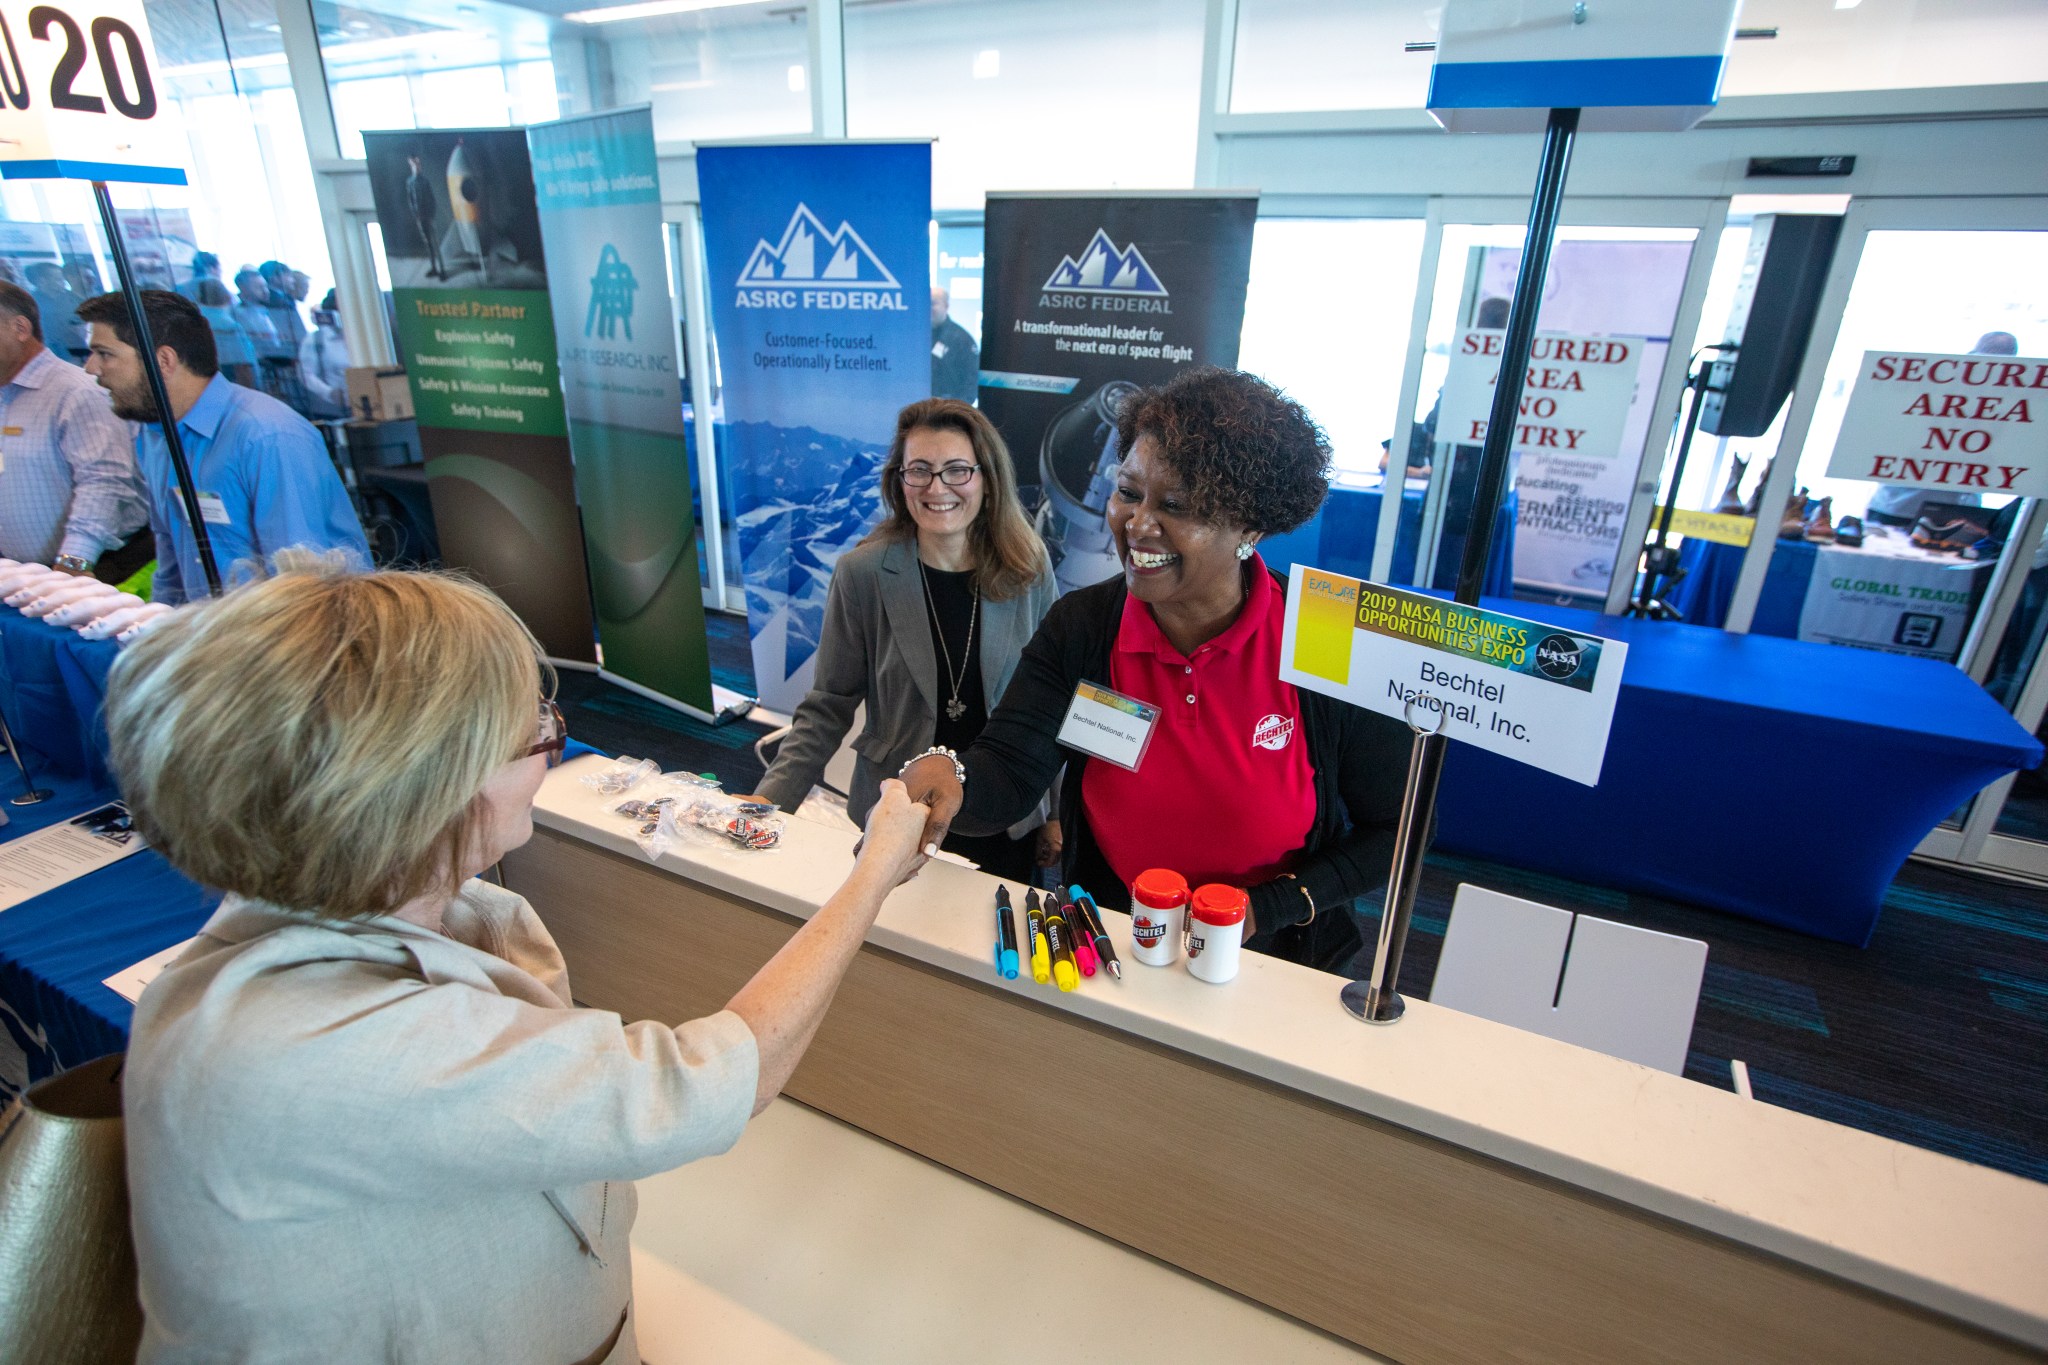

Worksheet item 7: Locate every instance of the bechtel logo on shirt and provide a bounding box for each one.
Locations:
[1252,714,1295,750]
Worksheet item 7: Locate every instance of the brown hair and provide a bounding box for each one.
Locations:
[864,398,1046,601]
[1115,367,1330,534]
[104,559,550,919]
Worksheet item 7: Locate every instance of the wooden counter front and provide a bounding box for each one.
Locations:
[502,827,2031,1364]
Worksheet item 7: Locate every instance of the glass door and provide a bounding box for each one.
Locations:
[1378,201,1716,609]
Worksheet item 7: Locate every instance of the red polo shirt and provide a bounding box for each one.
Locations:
[1082,557,1316,891]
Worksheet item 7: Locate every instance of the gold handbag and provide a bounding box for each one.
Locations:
[0,1053,143,1364]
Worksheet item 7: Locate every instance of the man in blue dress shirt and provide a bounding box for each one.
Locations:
[77,289,368,604]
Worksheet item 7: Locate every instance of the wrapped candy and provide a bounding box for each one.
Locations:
[50,592,143,629]
[80,601,164,641]
[115,604,176,643]
[21,577,118,618]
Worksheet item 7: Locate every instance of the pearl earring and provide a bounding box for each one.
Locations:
[1235,541,1255,561]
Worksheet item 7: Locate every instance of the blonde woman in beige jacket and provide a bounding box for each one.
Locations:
[106,563,929,1365]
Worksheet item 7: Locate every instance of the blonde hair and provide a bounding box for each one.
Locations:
[104,561,550,919]
[864,398,1047,601]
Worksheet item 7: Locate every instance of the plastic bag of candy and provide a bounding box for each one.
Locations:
[581,756,660,796]
[682,793,784,852]
[614,794,683,861]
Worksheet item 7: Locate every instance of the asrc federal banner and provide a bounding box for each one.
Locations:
[696,141,931,712]
[528,108,714,716]
[979,192,1257,593]
[364,127,596,662]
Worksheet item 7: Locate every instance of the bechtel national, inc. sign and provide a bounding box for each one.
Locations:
[1827,351,2048,498]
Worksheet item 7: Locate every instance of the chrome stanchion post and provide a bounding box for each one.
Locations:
[1343,701,1447,1024]
[0,708,53,805]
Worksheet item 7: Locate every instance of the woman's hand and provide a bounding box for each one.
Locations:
[1034,818,1063,868]
[856,780,930,888]
[898,753,964,857]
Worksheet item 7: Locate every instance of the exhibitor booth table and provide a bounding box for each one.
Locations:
[1434,597,2042,945]
[1670,533,1994,651]
[497,757,2048,1361]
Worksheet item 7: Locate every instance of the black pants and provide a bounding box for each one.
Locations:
[93,529,155,588]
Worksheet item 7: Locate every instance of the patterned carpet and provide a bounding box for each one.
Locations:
[557,611,2048,1185]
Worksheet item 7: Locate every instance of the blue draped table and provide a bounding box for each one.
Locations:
[1433,600,2043,945]
[1262,483,1517,598]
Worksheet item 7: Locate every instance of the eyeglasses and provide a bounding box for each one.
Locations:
[524,699,567,768]
[900,462,979,488]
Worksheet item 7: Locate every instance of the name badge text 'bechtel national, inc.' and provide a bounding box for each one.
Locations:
[1278,567,1628,787]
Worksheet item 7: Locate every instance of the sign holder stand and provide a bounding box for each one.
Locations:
[1630,345,1730,619]
[88,179,220,597]
[1342,107,1580,1026]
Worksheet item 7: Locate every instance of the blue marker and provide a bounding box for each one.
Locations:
[995,884,1020,980]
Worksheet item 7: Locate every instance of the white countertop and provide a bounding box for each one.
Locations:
[535,755,2048,1350]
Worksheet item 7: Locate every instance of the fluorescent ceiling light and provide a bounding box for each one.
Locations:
[1834,0,1862,8]
[563,0,762,22]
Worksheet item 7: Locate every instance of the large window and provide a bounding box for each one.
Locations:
[1229,0,1433,114]
[317,0,560,158]
[847,0,1205,211]
[1238,217,1426,478]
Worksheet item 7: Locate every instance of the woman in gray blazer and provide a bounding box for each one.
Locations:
[751,399,1058,882]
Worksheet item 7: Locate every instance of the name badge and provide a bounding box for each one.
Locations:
[1057,680,1161,772]
[1,425,21,436]
[178,492,232,526]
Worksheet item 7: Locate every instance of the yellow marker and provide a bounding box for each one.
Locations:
[1043,895,1080,993]
[1025,889,1052,986]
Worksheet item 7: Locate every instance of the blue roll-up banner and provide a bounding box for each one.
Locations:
[696,142,932,712]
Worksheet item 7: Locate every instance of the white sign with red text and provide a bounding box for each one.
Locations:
[1826,350,2048,497]
[1438,329,1644,459]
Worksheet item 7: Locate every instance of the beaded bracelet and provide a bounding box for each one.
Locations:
[900,745,966,787]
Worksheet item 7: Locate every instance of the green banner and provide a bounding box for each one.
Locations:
[390,289,567,437]
[528,107,714,715]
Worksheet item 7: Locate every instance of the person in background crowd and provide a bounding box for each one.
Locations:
[930,285,979,404]
[77,288,368,604]
[175,251,223,305]
[26,261,88,359]
[299,290,349,420]
[259,260,309,360]
[406,152,445,280]
[902,367,1413,971]
[230,268,288,364]
[0,282,148,579]
[108,562,932,1365]
[1865,330,2017,528]
[192,278,259,389]
[744,398,1060,882]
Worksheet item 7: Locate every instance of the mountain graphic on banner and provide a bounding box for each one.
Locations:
[1043,229,1168,295]
[739,205,902,288]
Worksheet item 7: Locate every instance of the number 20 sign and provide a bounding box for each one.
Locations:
[0,0,186,185]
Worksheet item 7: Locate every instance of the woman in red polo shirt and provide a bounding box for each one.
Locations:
[902,368,1412,970]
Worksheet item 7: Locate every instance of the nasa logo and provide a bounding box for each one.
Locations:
[1534,633,1584,680]
[1252,714,1295,751]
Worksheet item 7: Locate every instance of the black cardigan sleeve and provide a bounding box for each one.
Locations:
[949,581,1110,837]
[1245,696,1415,945]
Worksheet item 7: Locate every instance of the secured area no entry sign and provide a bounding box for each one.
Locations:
[1826,350,2048,498]
[0,0,187,185]
[1437,328,1643,458]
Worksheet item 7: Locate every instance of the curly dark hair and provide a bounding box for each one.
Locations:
[1114,368,1330,534]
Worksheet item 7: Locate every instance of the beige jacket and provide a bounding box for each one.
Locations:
[124,880,759,1364]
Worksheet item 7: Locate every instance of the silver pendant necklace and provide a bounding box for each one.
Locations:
[917,555,979,722]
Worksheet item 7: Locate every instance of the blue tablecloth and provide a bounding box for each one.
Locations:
[0,771,221,1095]
[1262,484,1517,599]
[0,605,120,785]
[1667,537,1823,637]
[1434,599,2044,945]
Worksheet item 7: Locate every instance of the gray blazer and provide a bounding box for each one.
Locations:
[758,534,1058,827]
